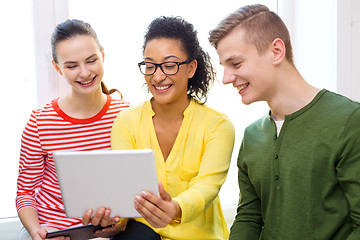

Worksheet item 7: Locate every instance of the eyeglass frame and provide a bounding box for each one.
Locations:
[137,59,192,75]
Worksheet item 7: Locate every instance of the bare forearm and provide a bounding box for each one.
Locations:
[18,207,41,239]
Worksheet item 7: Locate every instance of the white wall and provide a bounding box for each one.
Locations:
[278,0,337,93]
[351,0,360,101]
[33,0,70,107]
[338,0,360,101]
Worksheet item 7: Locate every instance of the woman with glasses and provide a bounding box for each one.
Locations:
[83,16,235,240]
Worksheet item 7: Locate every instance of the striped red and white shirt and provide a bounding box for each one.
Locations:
[16,95,130,229]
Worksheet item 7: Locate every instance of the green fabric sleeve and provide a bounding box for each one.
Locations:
[338,108,360,239]
[229,141,263,240]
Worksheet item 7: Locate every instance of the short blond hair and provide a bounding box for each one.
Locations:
[209,4,294,64]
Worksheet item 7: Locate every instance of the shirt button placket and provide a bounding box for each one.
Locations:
[274,154,280,188]
[274,154,279,180]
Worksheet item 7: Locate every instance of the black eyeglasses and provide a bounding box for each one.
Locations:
[138,60,191,75]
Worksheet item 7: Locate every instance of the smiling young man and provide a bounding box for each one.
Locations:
[209,4,360,240]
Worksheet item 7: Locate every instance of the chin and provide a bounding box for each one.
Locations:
[241,97,252,105]
[152,96,171,105]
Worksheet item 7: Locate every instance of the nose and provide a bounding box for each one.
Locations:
[79,64,91,78]
[152,66,166,82]
[222,67,236,85]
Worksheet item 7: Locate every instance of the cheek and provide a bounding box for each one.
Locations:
[94,64,104,74]
[62,70,76,81]
[238,63,257,79]
[175,75,189,89]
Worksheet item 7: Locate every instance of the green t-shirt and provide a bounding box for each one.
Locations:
[230,89,360,240]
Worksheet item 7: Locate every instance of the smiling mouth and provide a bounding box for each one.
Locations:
[154,84,172,91]
[78,76,96,85]
[237,83,249,91]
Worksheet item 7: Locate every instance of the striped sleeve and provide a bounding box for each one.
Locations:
[16,109,45,211]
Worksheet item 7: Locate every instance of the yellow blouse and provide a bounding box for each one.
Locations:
[111,98,235,240]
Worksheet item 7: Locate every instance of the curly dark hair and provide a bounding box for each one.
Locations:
[143,16,215,103]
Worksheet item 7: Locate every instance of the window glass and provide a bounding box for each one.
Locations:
[69,0,277,206]
[0,0,36,218]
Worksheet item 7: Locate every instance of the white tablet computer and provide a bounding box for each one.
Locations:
[53,149,159,218]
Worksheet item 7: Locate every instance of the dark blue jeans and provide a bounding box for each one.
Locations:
[111,220,161,240]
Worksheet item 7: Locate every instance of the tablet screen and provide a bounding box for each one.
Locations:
[53,149,159,218]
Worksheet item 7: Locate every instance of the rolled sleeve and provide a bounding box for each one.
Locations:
[173,116,235,223]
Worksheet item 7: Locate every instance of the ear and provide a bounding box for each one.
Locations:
[52,60,63,76]
[271,38,286,64]
[188,59,198,79]
[101,48,105,63]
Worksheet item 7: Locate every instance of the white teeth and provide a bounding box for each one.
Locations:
[79,79,93,85]
[155,85,171,90]
[237,83,249,91]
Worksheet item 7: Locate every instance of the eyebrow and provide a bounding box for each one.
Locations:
[63,54,98,65]
[220,55,244,65]
[144,55,181,62]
